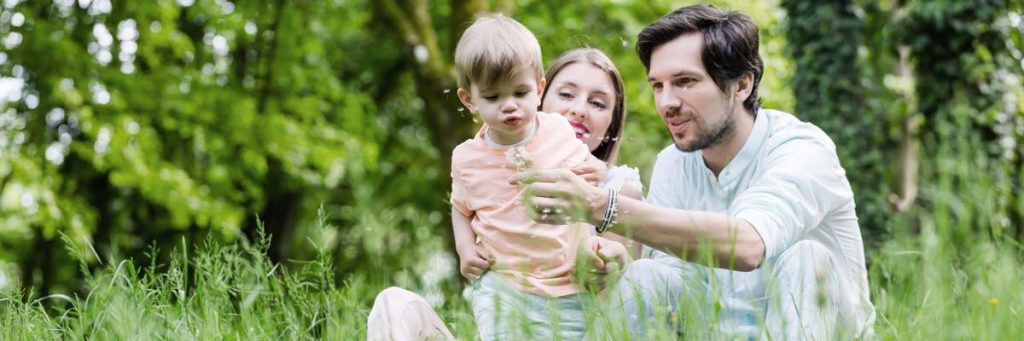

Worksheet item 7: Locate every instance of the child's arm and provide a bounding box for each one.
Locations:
[453,207,492,280]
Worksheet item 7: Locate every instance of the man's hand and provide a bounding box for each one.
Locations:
[512,168,607,225]
[458,245,494,281]
[575,236,632,292]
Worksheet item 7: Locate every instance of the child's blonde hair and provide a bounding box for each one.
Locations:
[454,14,543,89]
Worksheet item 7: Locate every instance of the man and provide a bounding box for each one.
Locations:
[517,4,875,339]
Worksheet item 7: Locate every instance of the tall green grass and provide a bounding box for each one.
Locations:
[867,124,1024,339]
[3,139,1022,339]
[1,223,380,339]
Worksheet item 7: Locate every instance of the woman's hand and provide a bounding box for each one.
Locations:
[571,164,607,186]
[512,168,608,225]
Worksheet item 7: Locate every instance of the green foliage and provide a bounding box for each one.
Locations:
[783,0,895,241]
[869,115,1024,339]
[0,0,440,296]
[896,0,1024,240]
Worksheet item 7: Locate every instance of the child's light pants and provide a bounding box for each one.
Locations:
[471,271,586,340]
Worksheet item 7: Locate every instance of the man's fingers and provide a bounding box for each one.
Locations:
[510,168,573,185]
[528,196,572,211]
[510,171,537,185]
[510,170,552,185]
[523,181,571,199]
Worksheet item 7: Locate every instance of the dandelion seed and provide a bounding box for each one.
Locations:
[443,88,451,94]
[413,45,429,63]
[506,146,532,171]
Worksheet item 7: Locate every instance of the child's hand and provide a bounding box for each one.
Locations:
[572,164,607,186]
[575,236,631,292]
[458,246,494,281]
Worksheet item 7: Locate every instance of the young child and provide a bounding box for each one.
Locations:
[451,14,606,340]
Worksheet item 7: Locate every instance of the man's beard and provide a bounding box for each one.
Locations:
[674,100,736,152]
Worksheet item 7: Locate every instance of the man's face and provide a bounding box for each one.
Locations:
[458,66,544,145]
[647,33,738,152]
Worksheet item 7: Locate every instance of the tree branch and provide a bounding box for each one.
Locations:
[450,0,487,50]
[889,46,919,213]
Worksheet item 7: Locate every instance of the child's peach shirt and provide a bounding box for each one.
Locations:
[451,112,592,297]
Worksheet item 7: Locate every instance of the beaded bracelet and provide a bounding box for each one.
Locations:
[596,188,619,233]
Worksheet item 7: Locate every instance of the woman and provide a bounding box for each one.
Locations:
[541,48,643,260]
[367,48,639,341]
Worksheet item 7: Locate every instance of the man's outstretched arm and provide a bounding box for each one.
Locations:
[515,168,765,271]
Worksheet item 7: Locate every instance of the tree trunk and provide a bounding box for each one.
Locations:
[373,0,488,282]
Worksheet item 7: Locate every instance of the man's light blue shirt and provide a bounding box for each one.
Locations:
[643,108,875,336]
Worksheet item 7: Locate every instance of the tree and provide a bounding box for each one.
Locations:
[782,0,896,241]
[0,0,360,295]
[896,0,1024,241]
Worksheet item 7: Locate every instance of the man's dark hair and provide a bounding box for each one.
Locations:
[636,4,763,112]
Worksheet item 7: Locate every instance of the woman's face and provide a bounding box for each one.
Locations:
[541,62,617,152]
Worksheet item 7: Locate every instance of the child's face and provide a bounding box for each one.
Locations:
[458,67,545,145]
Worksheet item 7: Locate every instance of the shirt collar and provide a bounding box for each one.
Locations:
[717,108,769,182]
